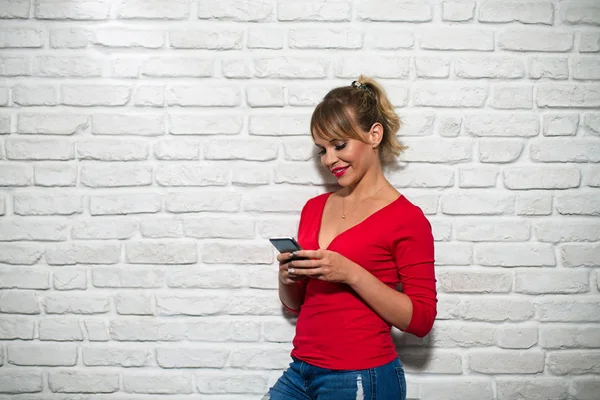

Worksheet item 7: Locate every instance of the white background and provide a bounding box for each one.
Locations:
[0,0,599,399]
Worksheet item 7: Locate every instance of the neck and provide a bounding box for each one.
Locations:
[344,162,388,199]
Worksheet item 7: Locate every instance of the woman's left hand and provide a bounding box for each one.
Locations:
[285,249,361,285]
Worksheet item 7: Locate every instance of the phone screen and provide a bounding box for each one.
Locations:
[269,237,309,260]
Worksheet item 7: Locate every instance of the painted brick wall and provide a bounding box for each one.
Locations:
[0,0,599,399]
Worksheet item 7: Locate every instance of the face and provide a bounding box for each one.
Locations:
[313,123,382,186]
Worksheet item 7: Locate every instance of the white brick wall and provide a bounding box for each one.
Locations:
[0,0,598,398]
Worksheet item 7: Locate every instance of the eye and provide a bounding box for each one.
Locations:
[334,142,347,151]
[316,147,326,156]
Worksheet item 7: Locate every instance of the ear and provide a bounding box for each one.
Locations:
[369,122,384,148]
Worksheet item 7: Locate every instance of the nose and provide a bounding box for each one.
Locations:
[322,149,338,168]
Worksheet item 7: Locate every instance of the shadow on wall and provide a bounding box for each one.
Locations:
[393,327,435,371]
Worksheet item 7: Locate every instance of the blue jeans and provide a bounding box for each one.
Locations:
[264,357,406,400]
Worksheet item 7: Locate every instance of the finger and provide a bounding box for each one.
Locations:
[287,259,320,269]
[293,249,322,259]
[277,252,293,263]
[288,266,323,277]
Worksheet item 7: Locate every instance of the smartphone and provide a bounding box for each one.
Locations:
[269,237,309,261]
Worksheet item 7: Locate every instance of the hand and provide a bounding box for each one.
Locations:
[285,249,360,285]
[277,252,307,285]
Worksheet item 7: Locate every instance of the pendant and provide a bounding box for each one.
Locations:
[342,215,346,219]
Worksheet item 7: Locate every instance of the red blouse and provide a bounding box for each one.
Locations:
[289,192,437,370]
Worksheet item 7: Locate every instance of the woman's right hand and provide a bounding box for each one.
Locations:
[278,252,306,285]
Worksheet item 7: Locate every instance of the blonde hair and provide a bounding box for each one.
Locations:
[310,75,406,163]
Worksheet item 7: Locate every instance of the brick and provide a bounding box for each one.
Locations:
[535,220,600,242]
[396,111,434,136]
[126,241,197,264]
[243,188,318,213]
[116,0,189,19]
[535,299,600,322]
[247,27,283,49]
[198,0,273,21]
[0,113,9,133]
[419,379,493,400]
[415,57,450,78]
[35,0,110,20]
[561,3,600,25]
[46,242,120,265]
[81,162,152,187]
[187,319,259,342]
[249,114,311,136]
[401,138,472,163]
[496,324,538,349]
[39,319,83,341]
[469,350,544,373]
[53,267,87,290]
[167,266,244,289]
[434,242,473,265]
[515,269,589,294]
[455,57,524,79]
[479,2,554,24]
[465,113,538,137]
[134,85,164,107]
[499,30,573,51]
[32,56,102,77]
[496,378,569,400]
[248,85,285,108]
[556,193,600,216]
[281,137,316,161]
[538,84,600,108]
[529,57,569,80]
[184,217,254,239]
[442,192,515,215]
[517,192,553,215]
[167,85,240,107]
[0,372,43,394]
[116,293,153,315]
[455,218,529,241]
[531,139,600,162]
[0,0,30,18]
[83,345,151,367]
[0,218,68,241]
[442,1,475,22]
[85,320,109,341]
[278,0,352,21]
[140,217,182,238]
[413,83,487,107]
[547,351,600,375]
[0,55,29,76]
[0,163,32,186]
[49,371,119,393]
[275,162,335,185]
[543,114,579,136]
[398,349,463,374]
[202,242,272,264]
[196,371,268,394]
[419,28,493,50]
[92,28,164,48]
[0,290,40,314]
[561,243,600,267]
[50,27,89,48]
[388,165,454,188]
[584,113,600,135]
[78,138,148,161]
[475,243,555,267]
[157,347,229,368]
[254,57,329,79]
[230,346,291,369]
[580,33,600,52]
[93,266,163,288]
[460,297,533,322]
[166,191,241,213]
[430,219,452,242]
[92,113,164,136]
[365,28,414,50]
[0,243,43,265]
[14,86,57,109]
[228,290,282,315]
[436,270,512,293]
[123,372,193,394]
[504,167,580,190]
[478,139,524,163]
[72,218,137,240]
[0,267,49,289]
[154,139,201,160]
[586,166,600,187]
[170,28,242,49]
[458,167,499,188]
[0,317,35,339]
[357,0,432,21]
[222,57,252,79]
[45,295,110,314]
[8,343,77,366]
[491,86,532,109]
[572,378,600,400]
[62,85,131,107]
[110,319,185,341]
[289,28,363,49]
[169,113,242,135]
[573,57,600,80]
[143,57,213,78]
[90,193,162,215]
[18,113,89,135]
[427,321,493,347]
[540,325,600,349]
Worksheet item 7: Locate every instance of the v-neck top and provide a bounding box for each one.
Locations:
[290,192,437,370]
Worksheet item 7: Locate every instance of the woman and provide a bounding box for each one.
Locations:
[265,76,437,400]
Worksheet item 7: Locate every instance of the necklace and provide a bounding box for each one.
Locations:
[341,185,387,219]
